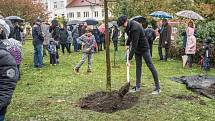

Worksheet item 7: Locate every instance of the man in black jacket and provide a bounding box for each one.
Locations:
[117,16,161,94]
[0,20,19,120]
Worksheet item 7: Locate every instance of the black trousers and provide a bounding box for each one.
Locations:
[61,43,71,54]
[187,54,193,67]
[50,53,57,64]
[149,42,153,57]
[113,41,118,51]
[158,46,169,60]
[135,50,160,90]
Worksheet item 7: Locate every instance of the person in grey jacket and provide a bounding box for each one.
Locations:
[74,27,97,73]
[0,20,19,121]
[32,18,44,68]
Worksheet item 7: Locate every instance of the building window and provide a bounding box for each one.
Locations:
[54,2,57,9]
[94,11,99,18]
[68,12,74,18]
[77,12,81,18]
[84,12,89,17]
[45,2,48,9]
[60,1,64,8]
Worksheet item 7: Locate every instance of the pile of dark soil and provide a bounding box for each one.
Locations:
[78,91,139,113]
[170,75,215,99]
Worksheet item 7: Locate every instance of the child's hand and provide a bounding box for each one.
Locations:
[86,48,91,52]
[82,42,85,46]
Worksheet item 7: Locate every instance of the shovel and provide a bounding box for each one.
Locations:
[118,49,130,97]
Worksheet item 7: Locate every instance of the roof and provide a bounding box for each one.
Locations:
[66,0,103,8]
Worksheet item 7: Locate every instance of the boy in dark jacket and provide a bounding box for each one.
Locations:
[117,15,161,94]
[48,39,57,65]
[74,27,97,73]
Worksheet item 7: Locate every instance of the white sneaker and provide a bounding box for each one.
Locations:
[151,89,161,95]
[129,86,140,93]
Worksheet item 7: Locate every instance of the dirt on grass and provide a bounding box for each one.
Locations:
[171,94,207,105]
[171,94,200,100]
[78,91,139,113]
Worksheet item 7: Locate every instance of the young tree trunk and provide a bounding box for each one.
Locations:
[104,0,111,92]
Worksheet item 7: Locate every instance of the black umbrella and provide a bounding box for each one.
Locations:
[84,19,98,25]
[67,20,83,26]
[130,16,146,23]
[5,16,24,23]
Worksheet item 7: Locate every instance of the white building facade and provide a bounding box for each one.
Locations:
[38,0,67,20]
[66,6,104,21]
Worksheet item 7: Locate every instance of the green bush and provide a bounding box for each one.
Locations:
[196,21,215,42]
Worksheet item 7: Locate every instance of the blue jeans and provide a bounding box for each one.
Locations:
[73,37,78,52]
[0,114,4,121]
[34,44,43,67]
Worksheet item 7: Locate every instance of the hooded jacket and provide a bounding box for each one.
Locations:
[0,41,19,115]
[125,20,150,60]
[0,19,22,65]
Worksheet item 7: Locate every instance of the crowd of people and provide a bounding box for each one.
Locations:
[0,15,198,120]
[32,18,119,70]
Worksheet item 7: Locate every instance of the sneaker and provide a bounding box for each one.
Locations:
[129,86,140,93]
[74,68,79,73]
[151,89,161,95]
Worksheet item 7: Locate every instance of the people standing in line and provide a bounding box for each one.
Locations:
[142,21,156,57]
[74,27,97,73]
[158,19,172,61]
[0,19,19,121]
[117,16,161,94]
[32,18,44,68]
[59,24,70,54]
[48,39,57,66]
[41,21,51,56]
[112,25,119,51]
[185,20,196,68]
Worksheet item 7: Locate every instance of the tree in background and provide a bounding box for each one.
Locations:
[109,0,214,20]
[0,0,47,24]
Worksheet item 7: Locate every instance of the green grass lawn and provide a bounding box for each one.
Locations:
[6,40,215,121]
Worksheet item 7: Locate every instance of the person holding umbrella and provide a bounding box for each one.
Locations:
[185,20,196,68]
[117,15,161,94]
[158,19,172,61]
